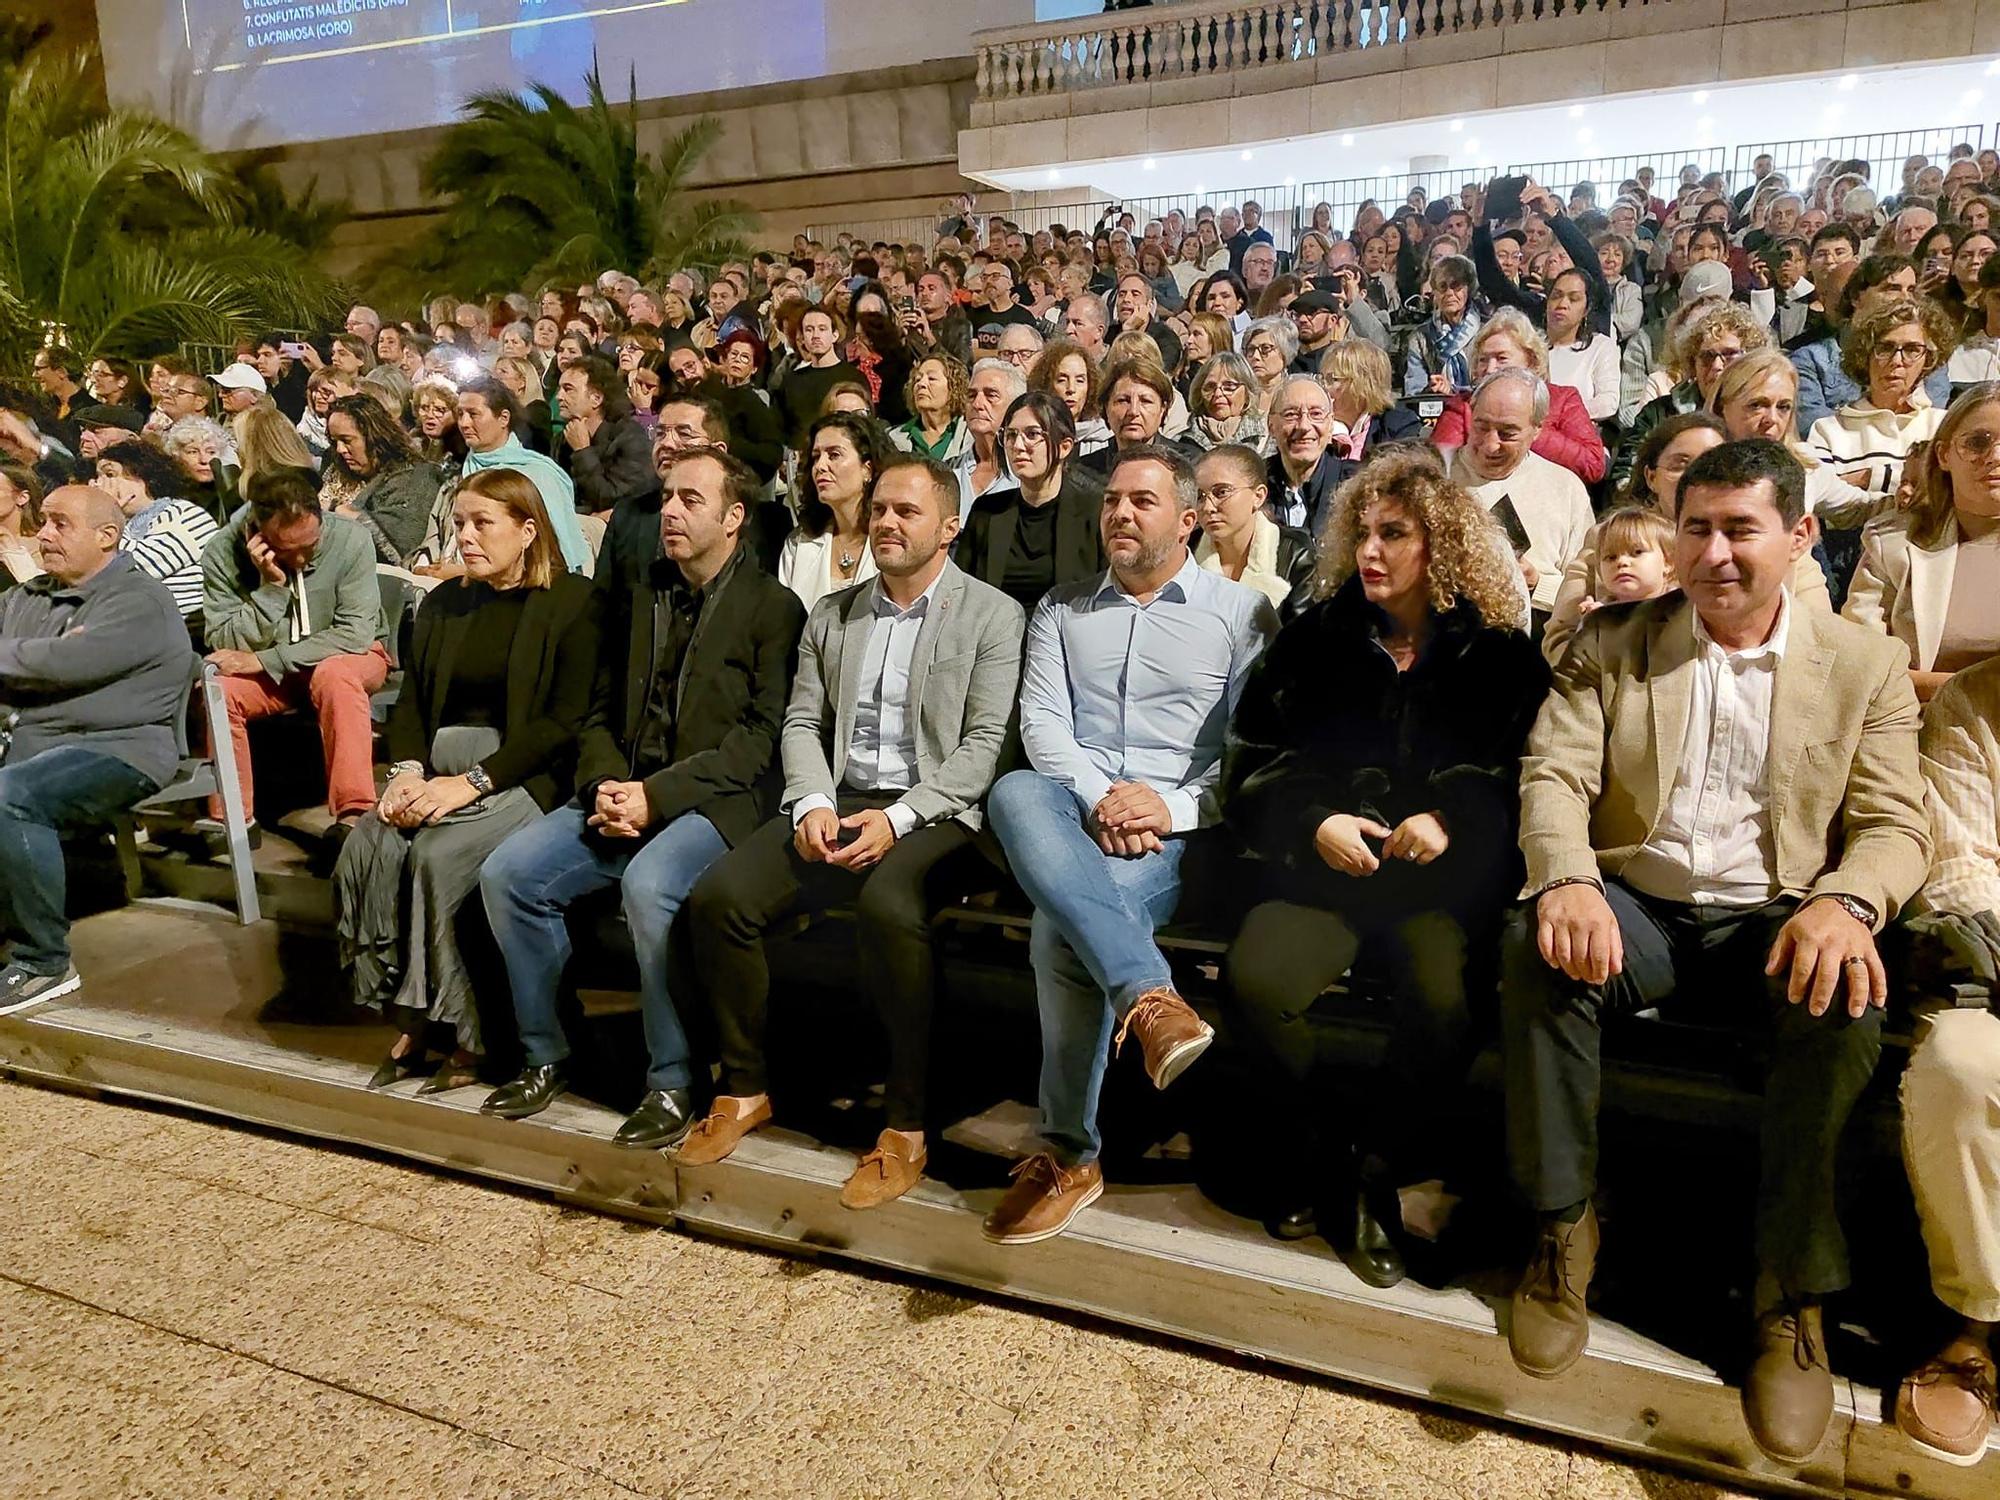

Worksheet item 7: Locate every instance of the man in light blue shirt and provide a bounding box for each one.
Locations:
[983,443,1278,1246]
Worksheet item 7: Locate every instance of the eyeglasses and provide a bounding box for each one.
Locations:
[1003,427,1047,447]
[1694,347,1745,368]
[1874,342,1932,364]
[1955,429,2000,456]
[1198,483,1251,504]
[1205,379,1246,396]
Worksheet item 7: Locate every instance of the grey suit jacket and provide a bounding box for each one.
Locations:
[781,559,1026,832]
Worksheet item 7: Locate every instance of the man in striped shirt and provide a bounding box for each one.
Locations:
[94,441,216,644]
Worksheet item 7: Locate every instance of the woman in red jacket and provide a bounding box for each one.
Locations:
[1427,309,1607,485]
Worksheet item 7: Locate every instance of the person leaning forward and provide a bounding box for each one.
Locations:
[677,454,1025,1210]
[1501,438,1930,1468]
[477,446,804,1140]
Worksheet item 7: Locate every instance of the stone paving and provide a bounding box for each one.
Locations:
[0,1079,1754,1500]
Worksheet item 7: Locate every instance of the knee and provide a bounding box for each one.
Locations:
[479,829,537,909]
[685,857,750,938]
[620,860,683,936]
[986,769,1050,837]
[854,872,927,944]
[308,655,372,706]
[1908,1010,2000,1116]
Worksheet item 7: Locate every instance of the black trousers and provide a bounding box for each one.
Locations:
[1226,898,1483,1186]
[1500,879,1884,1298]
[685,792,984,1129]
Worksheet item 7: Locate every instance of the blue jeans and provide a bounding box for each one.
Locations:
[987,769,1184,1166]
[0,747,157,974]
[479,805,728,1090]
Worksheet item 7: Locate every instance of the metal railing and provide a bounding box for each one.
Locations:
[1730,126,1987,200]
[975,0,1655,103]
[1294,168,1498,242]
[1507,148,1727,201]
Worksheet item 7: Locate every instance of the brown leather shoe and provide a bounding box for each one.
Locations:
[671,1094,772,1166]
[1113,988,1213,1089]
[1895,1336,1996,1467]
[981,1152,1103,1245]
[1743,1302,1835,1465]
[839,1129,927,1211]
[1508,1204,1598,1379]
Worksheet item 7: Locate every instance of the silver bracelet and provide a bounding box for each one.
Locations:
[388,760,425,781]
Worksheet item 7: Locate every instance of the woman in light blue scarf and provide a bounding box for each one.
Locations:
[428,376,594,576]
[1402,255,1483,398]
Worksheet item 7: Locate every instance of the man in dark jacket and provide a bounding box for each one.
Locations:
[557,356,656,517]
[0,486,191,1010]
[479,446,804,1140]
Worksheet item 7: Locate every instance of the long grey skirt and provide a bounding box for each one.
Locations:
[333,725,539,1052]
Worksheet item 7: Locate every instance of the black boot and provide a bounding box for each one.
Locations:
[1342,1156,1407,1289]
[480,1063,568,1120]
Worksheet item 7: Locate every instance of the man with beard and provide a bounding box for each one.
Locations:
[982,444,1276,1245]
[678,456,1024,1211]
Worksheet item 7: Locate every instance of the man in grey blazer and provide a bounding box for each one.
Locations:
[680,454,1026,1209]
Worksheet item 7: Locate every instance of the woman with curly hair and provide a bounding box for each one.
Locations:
[1809,294,1957,500]
[324,393,446,568]
[1615,297,1770,490]
[1028,337,1110,456]
[1220,446,1550,1286]
[889,352,969,463]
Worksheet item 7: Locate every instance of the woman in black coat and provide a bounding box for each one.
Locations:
[955,392,1105,610]
[335,466,598,1095]
[1220,450,1551,1286]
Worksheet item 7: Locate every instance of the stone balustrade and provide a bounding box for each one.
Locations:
[974,0,1649,103]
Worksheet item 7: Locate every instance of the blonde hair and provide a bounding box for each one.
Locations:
[1475,307,1551,380]
[1317,339,1394,416]
[1594,505,1676,570]
[1709,349,1822,467]
[1905,381,2000,546]
[1675,300,1772,376]
[233,404,315,490]
[1314,446,1525,629]
[1107,330,1164,368]
[454,467,563,589]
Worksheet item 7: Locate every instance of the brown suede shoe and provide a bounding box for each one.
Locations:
[1113,988,1213,1089]
[1507,1204,1598,1379]
[839,1129,928,1211]
[671,1094,772,1166]
[981,1152,1103,1245]
[1743,1302,1835,1466]
[1895,1337,1996,1467]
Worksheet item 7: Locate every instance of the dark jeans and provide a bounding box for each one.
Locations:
[0,747,157,974]
[685,793,986,1129]
[1228,899,1483,1186]
[1500,879,1883,1298]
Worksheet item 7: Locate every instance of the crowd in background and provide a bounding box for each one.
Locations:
[5,149,2000,1476]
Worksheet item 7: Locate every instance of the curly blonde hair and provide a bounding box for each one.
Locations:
[1312,445,1525,630]
[1839,294,1958,382]
[1475,307,1551,380]
[1673,300,1772,377]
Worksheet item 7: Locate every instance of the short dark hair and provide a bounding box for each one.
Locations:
[1108,441,1198,511]
[96,440,187,501]
[877,453,960,518]
[245,464,323,526]
[1809,222,1862,256]
[1000,390,1077,465]
[663,443,759,516]
[1675,438,1806,528]
[255,331,289,354]
[1688,223,1729,255]
[656,391,731,446]
[567,354,633,421]
[800,410,892,538]
[38,346,80,379]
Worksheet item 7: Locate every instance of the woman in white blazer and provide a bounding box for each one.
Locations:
[1807,295,1955,499]
[1844,382,2000,701]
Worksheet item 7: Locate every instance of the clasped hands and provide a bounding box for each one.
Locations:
[378,772,481,828]
[1314,812,1448,877]
[794,806,895,870]
[1535,884,1886,1019]
[1092,780,1172,858]
[586,779,654,840]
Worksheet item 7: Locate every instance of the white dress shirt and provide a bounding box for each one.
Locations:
[1623,592,1791,907]
[790,574,939,839]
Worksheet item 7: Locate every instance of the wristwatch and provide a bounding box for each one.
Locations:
[1807,892,1878,930]
[464,764,495,799]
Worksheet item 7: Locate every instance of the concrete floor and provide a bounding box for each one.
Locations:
[0,1080,1756,1500]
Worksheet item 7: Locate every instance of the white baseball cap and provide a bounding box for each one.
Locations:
[209,361,268,393]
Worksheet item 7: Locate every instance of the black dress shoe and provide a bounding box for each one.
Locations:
[480,1063,568,1120]
[1343,1183,1408,1289]
[613,1088,696,1150]
[1267,1203,1318,1242]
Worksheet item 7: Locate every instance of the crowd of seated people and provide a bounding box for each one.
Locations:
[6,155,2000,1471]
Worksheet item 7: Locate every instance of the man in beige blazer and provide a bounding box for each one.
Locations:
[1503,440,1931,1467]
